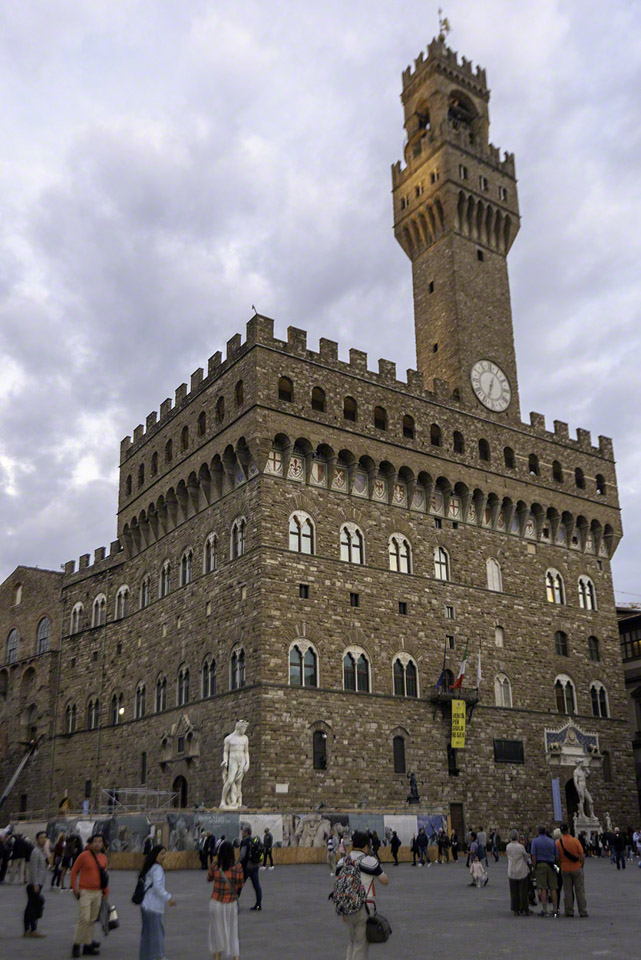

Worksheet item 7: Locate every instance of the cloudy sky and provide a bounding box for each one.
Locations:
[1,0,640,602]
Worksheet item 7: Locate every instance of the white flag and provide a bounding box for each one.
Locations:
[477,650,482,688]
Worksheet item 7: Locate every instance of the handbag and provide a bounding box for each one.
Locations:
[108,904,119,930]
[366,906,392,944]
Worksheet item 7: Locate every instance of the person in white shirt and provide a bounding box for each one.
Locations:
[336,831,388,960]
[137,845,176,960]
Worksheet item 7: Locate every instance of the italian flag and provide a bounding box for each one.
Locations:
[451,642,468,689]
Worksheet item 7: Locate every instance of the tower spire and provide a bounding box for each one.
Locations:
[437,8,451,42]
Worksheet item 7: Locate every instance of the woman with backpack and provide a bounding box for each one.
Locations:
[137,844,176,960]
[207,839,245,960]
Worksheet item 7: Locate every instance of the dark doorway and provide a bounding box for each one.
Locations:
[450,802,465,840]
[564,778,579,832]
[172,775,188,809]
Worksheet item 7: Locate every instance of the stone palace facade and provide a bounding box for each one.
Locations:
[1,36,637,834]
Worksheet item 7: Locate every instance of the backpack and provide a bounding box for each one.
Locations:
[248,836,264,866]
[332,855,367,916]
[131,873,151,905]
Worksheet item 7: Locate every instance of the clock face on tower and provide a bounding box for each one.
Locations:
[470,360,511,412]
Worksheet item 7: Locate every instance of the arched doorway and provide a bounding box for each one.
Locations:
[172,775,188,809]
[564,777,579,831]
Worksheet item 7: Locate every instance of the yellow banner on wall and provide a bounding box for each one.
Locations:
[451,698,466,748]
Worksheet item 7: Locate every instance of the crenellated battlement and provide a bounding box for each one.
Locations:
[119,314,614,467]
[63,540,124,582]
[391,122,516,188]
[402,38,487,97]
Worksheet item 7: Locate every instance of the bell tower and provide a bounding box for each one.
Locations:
[392,37,521,420]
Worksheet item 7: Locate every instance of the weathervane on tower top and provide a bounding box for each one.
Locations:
[438,8,451,42]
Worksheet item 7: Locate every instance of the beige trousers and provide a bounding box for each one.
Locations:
[562,868,587,916]
[343,906,369,960]
[10,857,26,883]
[74,889,103,944]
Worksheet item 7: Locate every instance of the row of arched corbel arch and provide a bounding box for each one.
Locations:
[121,432,616,559]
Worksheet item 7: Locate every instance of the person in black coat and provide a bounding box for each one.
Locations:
[450,830,459,862]
[390,831,401,866]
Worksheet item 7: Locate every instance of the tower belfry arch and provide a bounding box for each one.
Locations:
[392,38,521,421]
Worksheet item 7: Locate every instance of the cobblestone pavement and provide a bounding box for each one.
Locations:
[1,857,639,959]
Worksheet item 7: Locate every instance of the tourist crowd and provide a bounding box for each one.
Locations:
[1,818,640,959]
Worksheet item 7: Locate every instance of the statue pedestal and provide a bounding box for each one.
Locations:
[573,813,601,843]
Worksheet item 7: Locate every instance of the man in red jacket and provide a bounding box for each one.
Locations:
[70,834,109,957]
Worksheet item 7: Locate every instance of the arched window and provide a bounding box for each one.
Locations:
[92,595,106,627]
[151,452,158,476]
[374,406,387,430]
[125,474,132,497]
[486,558,502,592]
[313,730,327,770]
[528,453,539,476]
[340,524,364,565]
[65,703,77,734]
[216,396,225,423]
[138,463,145,488]
[590,681,609,718]
[393,735,406,774]
[140,576,150,610]
[115,586,129,620]
[231,517,246,559]
[289,644,319,687]
[403,415,415,439]
[35,617,51,655]
[430,423,442,446]
[181,426,189,451]
[110,692,123,725]
[552,460,563,482]
[70,603,83,635]
[202,658,216,698]
[596,474,606,496]
[155,676,167,713]
[135,683,146,720]
[495,625,505,648]
[343,649,370,693]
[165,439,173,463]
[434,546,450,581]
[87,696,100,730]
[504,446,515,468]
[278,377,293,402]
[453,431,465,454]
[177,666,190,706]
[555,675,576,715]
[494,674,512,708]
[389,535,412,574]
[180,549,193,586]
[290,646,302,686]
[311,387,326,412]
[204,533,218,573]
[478,438,490,462]
[198,411,207,436]
[578,576,597,611]
[230,648,246,690]
[235,380,244,406]
[159,561,171,598]
[393,656,418,697]
[588,636,600,662]
[545,569,565,604]
[575,467,585,489]
[289,512,315,554]
[343,396,357,422]
[14,583,22,605]
[554,631,569,657]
